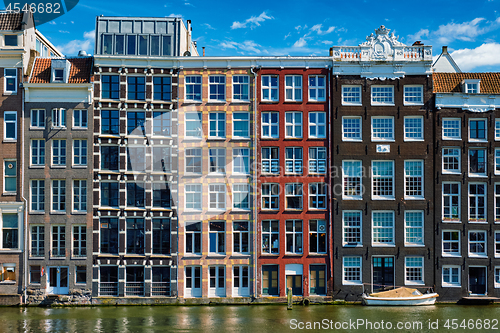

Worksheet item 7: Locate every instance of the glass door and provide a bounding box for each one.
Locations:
[47,266,69,295]
[372,257,394,292]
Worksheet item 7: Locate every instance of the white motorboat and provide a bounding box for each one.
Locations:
[362,287,439,306]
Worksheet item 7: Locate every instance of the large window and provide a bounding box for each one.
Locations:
[285,147,302,174]
[404,116,423,141]
[309,220,326,254]
[185,222,201,255]
[372,211,395,246]
[31,109,45,128]
[101,110,119,135]
[73,139,87,166]
[4,111,17,140]
[185,76,202,102]
[495,231,500,258]
[496,149,500,175]
[152,183,171,208]
[4,68,17,94]
[469,183,486,222]
[343,211,362,247]
[496,183,500,222]
[209,148,225,174]
[285,184,303,210]
[442,148,460,174]
[127,77,146,101]
[73,225,86,257]
[185,148,202,174]
[3,160,16,193]
[233,184,250,210]
[442,230,460,256]
[51,226,65,257]
[233,112,250,139]
[209,184,226,210]
[153,76,172,101]
[127,147,146,172]
[233,221,249,253]
[403,85,423,105]
[31,226,44,257]
[442,118,461,140]
[309,147,326,174]
[209,221,225,254]
[209,112,226,138]
[152,146,171,173]
[126,218,145,255]
[371,117,394,141]
[262,183,279,210]
[404,160,423,199]
[262,75,278,102]
[309,183,327,209]
[185,112,202,138]
[126,182,145,208]
[52,180,66,212]
[1,213,18,249]
[262,220,279,254]
[233,148,250,174]
[405,257,424,285]
[309,112,326,138]
[73,110,88,129]
[343,257,362,285]
[101,75,120,99]
[342,116,362,141]
[285,220,302,253]
[261,147,279,174]
[443,183,460,221]
[209,75,226,101]
[101,182,119,207]
[372,161,394,200]
[232,75,249,102]
[342,85,361,105]
[469,148,486,176]
[31,180,45,212]
[405,211,424,246]
[469,119,487,141]
[343,160,362,200]
[469,231,487,257]
[152,111,171,136]
[152,218,170,255]
[308,75,326,102]
[371,86,394,105]
[52,140,66,166]
[185,184,202,210]
[442,265,461,287]
[262,112,279,138]
[73,180,87,212]
[52,109,66,129]
[100,218,118,254]
[285,75,302,101]
[127,111,146,136]
[285,112,302,138]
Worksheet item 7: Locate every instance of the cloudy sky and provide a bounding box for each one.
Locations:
[27,0,500,72]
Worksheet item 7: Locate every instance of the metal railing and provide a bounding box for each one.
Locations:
[125,282,144,296]
[99,282,119,296]
[151,282,170,296]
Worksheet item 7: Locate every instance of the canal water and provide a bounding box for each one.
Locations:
[0,305,499,332]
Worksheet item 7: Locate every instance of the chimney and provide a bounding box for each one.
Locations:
[202,47,205,57]
[442,46,448,54]
[186,20,192,54]
[329,47,333,57]
[412,41,423,46]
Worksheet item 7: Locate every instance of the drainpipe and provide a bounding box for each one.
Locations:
[21,68,28,305]
[250,65,258,299]
[328,62,333,296]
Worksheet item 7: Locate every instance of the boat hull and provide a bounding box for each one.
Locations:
[362,293,439,306]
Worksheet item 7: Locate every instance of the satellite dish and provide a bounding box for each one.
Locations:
[183,51,191,56]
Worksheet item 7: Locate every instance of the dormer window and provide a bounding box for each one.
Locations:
[54,69,64,82]
[463,79,480,94]
[50,59,71,83]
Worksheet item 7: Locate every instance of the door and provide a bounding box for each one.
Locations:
[185,266,201,298]
[469,267,487,295]
[47,266,69,295]
[286,275,303,295]
[262,265,278,296]
[310,265,326,295]
[209,266,225,297]
[372,257,394,292]
[233,265,249,297]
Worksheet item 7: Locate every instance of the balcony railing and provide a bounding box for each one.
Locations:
[99,282,118,296]
[151,282,170,296]
[125,282,145,296]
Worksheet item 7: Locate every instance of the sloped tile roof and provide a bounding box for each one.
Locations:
[433,73,500,94]
[30,57,93,84]
[0,13,23,31]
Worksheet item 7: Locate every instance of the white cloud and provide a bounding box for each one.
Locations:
[220,40,262,54]
[201,23,215,30]
[231,11,273,30]
[320,40,333,45]
[407,29,429,42]
[168,13,183,18]
[293,37,307,48]
[49,21,56,25]
[310,24,335,35]
[295,25,307,31]
[58,30,70,34]
[55,30,95,56]
[450,42,500,71]
[284,32,291,40]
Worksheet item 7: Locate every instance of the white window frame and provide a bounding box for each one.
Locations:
[261,183,279,211]
[371,85,394,105]
[261,112,279,139]
[232,148,250,174]
[4,68,17,94]
[285,75,302,102]
[208,112,226,139]
[30,139,45,166]
[404,210,424,247]
[208,266,226,297]
[73,109,88,129]
[469,118,487,142]
[308,112,326,139]
[51,108,66,129]
[0,212,20,250]
[469,183,486,223]
[51,225,66,257]
[342,210,362,247]
[495,267,500,288]
[51,179,66,213]
[285,147,302,175]
[495,231,500,258]
[464,79,480,94]
[495,149,500,175]
[30,180,45,212]
[185,184,202,211]
[442,265,461,287]
[309,183,327,210]
[469,148,487,177]
[371,210,395,247]
[405,256,424,285]
[261,147,279,175]
[185,148,202,174]
[308,147,327,175]
[233,221,250,254]
[442,147,461,174]
[443,182,461,222]
[285,111,302,139]
[208,221,225,254]
[285,219,303,254]
[404,160,424,200]
[208,75,226,102]
[284,184,303,211]
[72,225,87,257]
[4,111,17,141]
[52,139,66,167]
[342,116,362,142]
[309,220,327,254]
[208,148,226,175]
[30,225,44,257]
[442,230,461,257]
[3,160,16,194]
[73,139,87,167]
[403,85,423,105]
[185,75,202,102]
[371,116,394,141]
[261,220,279,254]
[232,112,250,139]
[442,118,461,140]
[342,160,362,200]
[308,75,326,102]
[30,109,45,129]
[152,110,172,137]
[232,75,250,102]
[495,119,500,141]
[371,160,394,200]
[404,116,424,141]
[341,85,361,106]
[342,256,362,285]
[496,183,500,223]
[261,75,279,102]
[184,112,202,139]
[468,230,487,257]
[208,184,226,211]
[72,180,87,213]
[232,184,250,211]
[185,222,202,255]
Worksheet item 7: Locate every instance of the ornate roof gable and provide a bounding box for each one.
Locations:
[360,26,406,60]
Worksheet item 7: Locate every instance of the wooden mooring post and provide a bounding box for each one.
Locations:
[287,288,293,310]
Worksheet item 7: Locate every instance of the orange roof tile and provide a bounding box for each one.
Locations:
[433,73,500,94]
[29,57,93,84]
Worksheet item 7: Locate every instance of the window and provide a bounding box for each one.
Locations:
[262,220,279,254]
[469,231,487,257]
[1,213,18,249]
[262,183,279,211]
[309,147,327,174]
[209,148,226,174]
[233,221,249,253]
[405,211,424,246]
[3,160,16,193]
[185,266,202,297]
[185,112,202,138]
[185,75,202,102]
[73,180,87,212]
[371,86,394,105]
[138,35,148,55]
[4,69,17,94]
[285,75,302,101]
[101,110,119,135]
[51,108,66,128]
[443,183,460,221]
[405,257,424,285]
[4,111,17,140]
[31,109,45,128]
[51,225,65,257]
[100,218,118,254]
[404,160,423,199]
[30,266,41,284]
[209,184,226,210]
[152,218,170,255]
[442,265,461,287]
[496,119,500,141]
[372,161,394,200]
[442,148,460,174]
[101,75,120,99]
[464,80,480,94]
[404,116,423,141]
[342,117,362,141]
[261,75,278,102]
[232,75,249,101]
[209,221,225,254]
[152,183,171,208]
[185,148,202,173]
[469,183,486,222]
[209,75,226,101]
[233,148,249,174]
[153,76,172,101]
[153,111,171,136]
[152,147,171,173]
[76,266,86,284]
[496,268,500,288]
[52,180,66,212]
[73,139,87,166]
[185,221,201,254]
[233,112,250,139]
[285,147,302,174]
[309,183,327,209]
[371,117,394,141]
[343,257,362,285]
[262,147,279,174]
[127,77,145,101]
[262,112,279,139]
[309,220,326,254]
[285,184,302,210]
[73,110,88,128]
[342,85,361,105]
[209,266,225,297]
[126,146,145,172]
[496,183,500,222]
[127,111,146,136]
[0,264,15,282]
[185,184,202,210]
[101,146,119,171]
[209,112,225,138]
[4,35,17,46]
[126,182,145,208]
[285,220,302,253]
[52,140,66,166]
[101,182,119,207]
[114,35,124,55]
[285,112,302,138]
[102,34,113,54]
[309,112,326,138]
[233,184,250,210]
[495,231,500,258]
[343,211,362,247]
[442,118,461,140]
[308,75,326,102]
[469,119,487,141]
[31,180,45,212]
[469,148,486,176]
[73,225,86,257]
[126,218,145,254]
[403,85,423,105]
[372,211,395,246]
[343,160,362,200]
[496,149,500,175]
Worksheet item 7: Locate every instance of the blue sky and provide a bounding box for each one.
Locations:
[28,0,500,71]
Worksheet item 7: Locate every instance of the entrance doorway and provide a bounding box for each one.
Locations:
[372,257,394,292]
[47,266,69,295]
[469,266,487,295]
